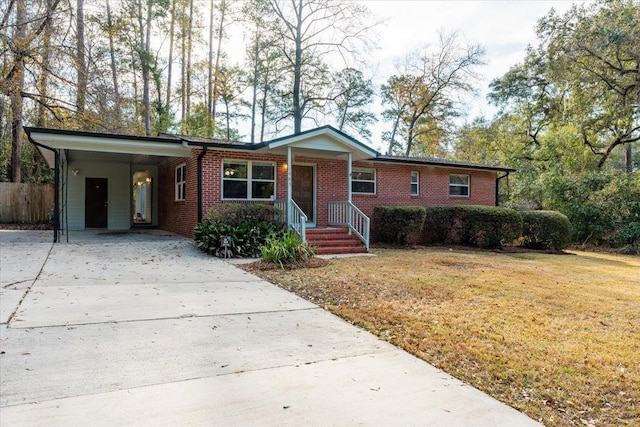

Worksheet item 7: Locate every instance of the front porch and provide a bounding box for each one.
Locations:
[275,199,370,253]
[263,128,378,253]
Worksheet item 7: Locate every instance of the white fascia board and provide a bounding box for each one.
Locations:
[29,132,192,158]
[268,128,377,158]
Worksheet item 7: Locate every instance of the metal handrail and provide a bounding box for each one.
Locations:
[328,201,370,251]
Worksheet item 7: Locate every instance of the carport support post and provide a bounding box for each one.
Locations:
[287,146,292,226]
[53,149,60,242]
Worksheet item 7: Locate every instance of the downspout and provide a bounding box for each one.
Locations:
[27,136,60,243]
[495,172,509,207]
[197,145,208,223]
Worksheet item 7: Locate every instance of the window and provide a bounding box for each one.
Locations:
[411,171,419,195]
[222,160,275,200]
[175,163,186,201]
[449,174,470,197]
[352,168,376,194]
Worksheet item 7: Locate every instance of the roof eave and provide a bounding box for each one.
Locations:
[371,156,516,173]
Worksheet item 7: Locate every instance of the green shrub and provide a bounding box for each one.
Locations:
[519,210,572,251]
[202,203,283,227]
[424,205,522,249]
[615,222,640,248]
[194,203,284,257]
[372,206,427,244]
[543,171,640,246]
[261,230,315,267]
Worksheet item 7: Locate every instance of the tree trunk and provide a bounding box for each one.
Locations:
[387,115,399,156]
[260,72,269,143]
[137,0,151,135]
[180,3,186,133]
[165,0,175,119]
[106,0,121,126]
[207,0,214,136]
[185,0,193,131]
[9,0,26,183]
[36,0,53,127]
[292,0,303,134]
[250,29,259,143]
[211,0,227,133]
[75,0,87,116]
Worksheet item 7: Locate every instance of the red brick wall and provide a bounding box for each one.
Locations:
[157,148,498,237]
[352,161,497,219]
[158,154,199,237]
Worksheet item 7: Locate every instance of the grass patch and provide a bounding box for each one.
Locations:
[245,248,640,427]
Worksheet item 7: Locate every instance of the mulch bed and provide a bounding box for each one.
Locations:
[242,257,330,271]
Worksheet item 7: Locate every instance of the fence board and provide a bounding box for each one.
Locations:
[0,183,54,223]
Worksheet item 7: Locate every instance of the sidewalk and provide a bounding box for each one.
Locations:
[0,230,542,426]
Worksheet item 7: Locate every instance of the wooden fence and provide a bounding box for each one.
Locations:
[0,183,54,223]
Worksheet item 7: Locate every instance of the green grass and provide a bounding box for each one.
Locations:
[248,248,640,427]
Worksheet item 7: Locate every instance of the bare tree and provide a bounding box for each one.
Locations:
[382,31,485,156]
[266,0,376,134]
[1,0,60,182]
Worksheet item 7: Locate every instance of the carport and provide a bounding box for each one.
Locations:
[25,127,191,242]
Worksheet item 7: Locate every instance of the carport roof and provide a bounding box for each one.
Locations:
[24,127,192,167]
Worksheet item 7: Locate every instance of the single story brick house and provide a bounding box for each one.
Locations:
[25,126,513,253]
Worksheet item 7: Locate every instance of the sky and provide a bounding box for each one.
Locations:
[223,0,586,148]
[356,0,585,150]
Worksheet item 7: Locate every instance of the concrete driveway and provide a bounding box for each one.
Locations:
[0,230,541,426]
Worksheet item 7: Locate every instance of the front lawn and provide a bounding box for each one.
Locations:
[246,248,640,427]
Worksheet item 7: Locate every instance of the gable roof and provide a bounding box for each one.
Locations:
[181,125,379,161]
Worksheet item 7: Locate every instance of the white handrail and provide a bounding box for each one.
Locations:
[275,199,307,243]
[328,201,370,251]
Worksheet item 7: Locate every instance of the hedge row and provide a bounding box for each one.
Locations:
[519,210,573,251]
[424,206,522,249]
[373,205,572,250]
[372,206,426,244]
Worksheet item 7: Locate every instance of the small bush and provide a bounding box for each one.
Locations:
[194,203,284,257]
[202,203,282,227]
[519,210,572,251]
[372,206,427,244]
[424,206,522,249]
[261,230,315,267]
[614,221,640,254]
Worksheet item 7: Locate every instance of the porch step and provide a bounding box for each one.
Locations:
[306,227,367,255]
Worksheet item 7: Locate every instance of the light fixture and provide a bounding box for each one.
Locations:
[282,164,288,172]
[72,169,79,176]
[145,177,151,184]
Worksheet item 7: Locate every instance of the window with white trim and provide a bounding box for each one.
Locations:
[410,171,419,195]
[175,163,186,201]
[352,168,376,194]
[222,160,275,200]
[449,174,470,197]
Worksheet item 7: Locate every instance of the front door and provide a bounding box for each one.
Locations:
[292,165,314,223]
[85,177,108,228]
